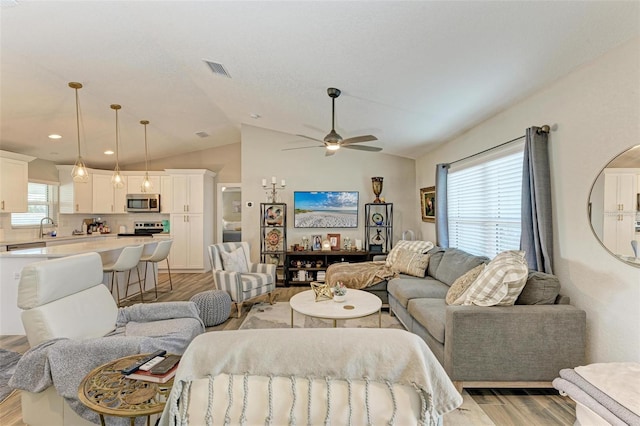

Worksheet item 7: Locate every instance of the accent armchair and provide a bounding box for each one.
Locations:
[208,242,276,318]
[12,252,204,426]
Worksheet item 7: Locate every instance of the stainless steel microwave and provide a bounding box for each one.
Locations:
[126,194,160,212]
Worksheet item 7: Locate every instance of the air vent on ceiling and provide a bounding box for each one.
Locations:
[195,131,210,138]
[204,60,231,78]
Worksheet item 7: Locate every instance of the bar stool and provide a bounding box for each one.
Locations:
[103,244,144,306]
[139,239,173,299]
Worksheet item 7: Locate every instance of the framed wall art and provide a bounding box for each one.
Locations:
[420,186,436,223]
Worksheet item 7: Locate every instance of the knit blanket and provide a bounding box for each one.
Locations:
[9,303,204,426]
[553,362,640,426]
[325,260,396,289]
[159,328,463,426]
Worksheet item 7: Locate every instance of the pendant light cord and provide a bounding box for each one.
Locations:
[144,122,149,173]
[75,88,82,157]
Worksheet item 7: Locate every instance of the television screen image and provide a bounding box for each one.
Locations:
[294,191,359,228]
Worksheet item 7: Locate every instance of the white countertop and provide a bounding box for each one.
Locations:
[0,237,156,258]
[0,233,116,247]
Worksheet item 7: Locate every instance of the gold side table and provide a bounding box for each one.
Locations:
[78,354,174,426]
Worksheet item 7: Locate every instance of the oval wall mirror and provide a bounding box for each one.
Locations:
[588,144,640,267]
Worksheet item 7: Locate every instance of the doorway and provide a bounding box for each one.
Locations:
[216,183,242,243]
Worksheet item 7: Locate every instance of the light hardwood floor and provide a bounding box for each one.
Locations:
[0,272,575,426]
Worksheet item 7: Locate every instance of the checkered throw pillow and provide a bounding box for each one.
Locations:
[385,240,434,267]
[462,250,528,306]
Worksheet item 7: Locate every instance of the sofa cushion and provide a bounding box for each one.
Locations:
[445,264,485,305]
[462,250,528,306]
[388,276,449,308]
[407,298,446,344]
[432,248,489,286]
[391,249,430,277]
[385,240,434,267]
[516,271,561,305]
[426,247,445,278]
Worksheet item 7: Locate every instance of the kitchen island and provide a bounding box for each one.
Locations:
[0,237,161,335]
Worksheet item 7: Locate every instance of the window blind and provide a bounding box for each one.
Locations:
[447,146,524,258]
[11,183,54,227]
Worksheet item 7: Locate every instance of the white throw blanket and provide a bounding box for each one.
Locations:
[159,328,463,426]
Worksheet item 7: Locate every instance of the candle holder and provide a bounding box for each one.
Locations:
[262,177,286,203]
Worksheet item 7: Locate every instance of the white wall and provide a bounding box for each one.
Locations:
[241,124,418,261]
[416,38,640,363]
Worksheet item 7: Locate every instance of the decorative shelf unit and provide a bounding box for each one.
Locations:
[260,203,287,286]
[364,203,393,254]
[284,250,371,286]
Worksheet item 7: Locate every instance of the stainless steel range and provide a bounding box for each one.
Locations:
[118,221,164,237]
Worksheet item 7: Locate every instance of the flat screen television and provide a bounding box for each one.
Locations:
[294,191,359,228]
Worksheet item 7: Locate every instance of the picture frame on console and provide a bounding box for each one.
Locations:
[420,186,436,223]
[312,235,322,251]
[328,234,341,251]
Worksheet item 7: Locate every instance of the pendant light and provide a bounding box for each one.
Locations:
[140,120,152,192]
[69,82,89,182]
[110,104,124,188]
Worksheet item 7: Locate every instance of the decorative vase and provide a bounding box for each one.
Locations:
[371,177,384,203]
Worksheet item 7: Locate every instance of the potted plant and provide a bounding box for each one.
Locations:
[332,282,347,302]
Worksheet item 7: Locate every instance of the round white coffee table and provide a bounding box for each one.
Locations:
[289,289,382,328]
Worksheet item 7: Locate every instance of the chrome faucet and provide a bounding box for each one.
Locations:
[40,217,56,238]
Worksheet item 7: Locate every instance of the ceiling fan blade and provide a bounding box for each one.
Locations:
[341,135,378,146]
[282,145,323,151]
[296,134,323,142]
[343,144,383,152]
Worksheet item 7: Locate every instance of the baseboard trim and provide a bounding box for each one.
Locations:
[455,380,553,391]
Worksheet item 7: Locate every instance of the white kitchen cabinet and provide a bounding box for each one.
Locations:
[169,213,205,269]
[603,170,636,212]
[57,165,93,214]
[160,175,173,213]
[0,151,34,212]
[92,173,128,214]
[602,169,638,257]
[127,175,161,194]
[169,173,204,213]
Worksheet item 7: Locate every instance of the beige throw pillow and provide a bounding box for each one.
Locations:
[385,240,434,267]
[462,250,528,306]
[391,248,430,277]
[220,247,249,273]
[445,264,485,305]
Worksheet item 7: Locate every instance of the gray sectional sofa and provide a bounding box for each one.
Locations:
[373,247,586,391]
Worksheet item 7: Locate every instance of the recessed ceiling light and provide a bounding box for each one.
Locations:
[48,134,62,139]
[249,113,261,119]
[104,150,114,155]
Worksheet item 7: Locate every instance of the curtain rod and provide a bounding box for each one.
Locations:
[449,124,550,166]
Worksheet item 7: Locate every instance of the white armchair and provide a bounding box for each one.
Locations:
[208,242,276,318]
[14,252,204,426]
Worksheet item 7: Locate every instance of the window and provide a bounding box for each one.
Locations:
[11,182,57,227]
[447,143,524,258]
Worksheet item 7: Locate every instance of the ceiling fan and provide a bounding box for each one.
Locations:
[284,87,381,156]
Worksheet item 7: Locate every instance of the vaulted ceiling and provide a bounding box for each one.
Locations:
[1,1,638,168]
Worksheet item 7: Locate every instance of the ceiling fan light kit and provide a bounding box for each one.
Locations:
[283,87,381,156]
[69,82,90,182]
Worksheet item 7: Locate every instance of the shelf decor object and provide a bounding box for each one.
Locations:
[262,176,286,203]
[260,203,287,285]
[110,104,125,188]
[140,120,153,192]
[365,202,393,254]
[371,177,384,203]
[69,82,90,182]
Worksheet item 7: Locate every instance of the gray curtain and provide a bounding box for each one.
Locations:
[521,126,553,273]
[435,163,450,248]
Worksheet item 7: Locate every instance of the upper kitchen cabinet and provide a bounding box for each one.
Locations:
[0,151,35,213]
[127,175,161,195]
[57,165,93,214]
[603,169,636,212]
[92,172,127,214]
[160,175,172,213]
[166,169,216,214]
